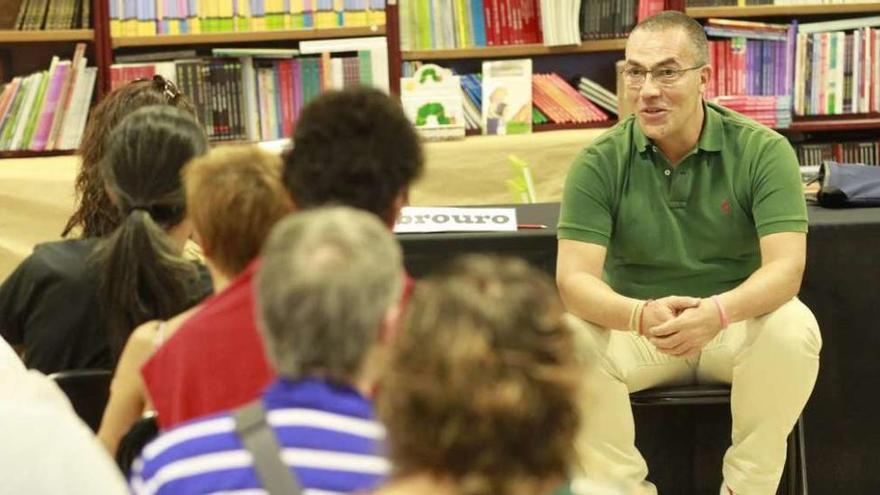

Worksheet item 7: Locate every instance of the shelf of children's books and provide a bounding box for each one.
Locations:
[0,150,77,159]
[786,114,880,133]
[0,29,94,43]
[687,3,880,19]
[464,121,617,136]
[402,38,627,61]
[111,25,385,48]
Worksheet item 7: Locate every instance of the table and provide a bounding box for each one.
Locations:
[397,203,880,494]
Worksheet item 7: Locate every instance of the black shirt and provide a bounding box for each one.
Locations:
[0,239,211,374]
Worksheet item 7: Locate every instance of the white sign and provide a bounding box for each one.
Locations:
[394,207,518,233]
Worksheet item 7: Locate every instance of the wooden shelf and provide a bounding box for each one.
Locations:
[786,114,880,132]
[534,121,617,132]
[402,38,627,61]
[0,149,76,159]
[0,29,94,43]
[688,3,880,18]
[465,120,616,136]
[112,25,385,48]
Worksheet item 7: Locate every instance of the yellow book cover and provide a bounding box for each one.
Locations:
[190,0,202,33]
[367,6,386,27]
[315,11,335,29]
[169,19,180,35]
[344,11,368,27]
[110,20,122,38]
[454,0,470,47]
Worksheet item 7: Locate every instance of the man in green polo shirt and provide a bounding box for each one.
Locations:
[557,11,821,495]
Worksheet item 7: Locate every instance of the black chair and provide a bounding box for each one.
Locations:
[48,369,112,432]
[630,385,807,495]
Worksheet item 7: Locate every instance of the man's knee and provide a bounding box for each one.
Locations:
[750,299,822,359]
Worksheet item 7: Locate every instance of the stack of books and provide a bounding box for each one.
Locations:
[0,44,97,152]
[109,37,388,142]
[794,17,880,116]
[796,141,880,168]
[712,94,792,128]
[532,73,610,124]
[398,0,540,50]
[108,0,387,37]
[14,0,90,30]
[460,73,482,132]
[579,0,642,41]
[703,18,796,100]
[578,76,619,116]
[400,0,649,50]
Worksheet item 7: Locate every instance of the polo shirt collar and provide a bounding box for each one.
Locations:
[632,101,724,154]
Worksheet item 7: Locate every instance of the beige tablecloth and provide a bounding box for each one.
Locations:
[0,127,603,281]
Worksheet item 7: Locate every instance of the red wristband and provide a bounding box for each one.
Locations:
[711,295,729,329]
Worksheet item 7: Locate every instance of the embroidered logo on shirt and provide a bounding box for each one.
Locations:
[721,200,731,215]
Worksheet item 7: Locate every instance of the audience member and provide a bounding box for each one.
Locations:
[0,106,211,373]
[63,75,195,239]
[97,146,291,454]
[375,255,582,495]
[131,207,401,494]
[1,366,128,494]
[142,87,424,429]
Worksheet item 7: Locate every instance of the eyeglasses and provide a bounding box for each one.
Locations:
[621,64,705,87]
[134,74,182,103]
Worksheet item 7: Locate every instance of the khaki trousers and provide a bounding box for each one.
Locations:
[570,298,822,495]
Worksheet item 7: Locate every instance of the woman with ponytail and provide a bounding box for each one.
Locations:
[0,106,211,373]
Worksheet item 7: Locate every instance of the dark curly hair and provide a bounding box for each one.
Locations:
[281,87,424,223]
[378,255,583,495]
[63,76,196,238]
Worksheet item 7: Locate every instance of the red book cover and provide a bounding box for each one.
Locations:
[278,59,293,138]
[533,0,542,44]
[483,0,496,46]
[551,73,609,122]
[498,0,508,45]
[532,76,567,122]
[718,40,728,96]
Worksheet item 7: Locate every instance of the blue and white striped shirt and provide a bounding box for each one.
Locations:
[130,378,389,495]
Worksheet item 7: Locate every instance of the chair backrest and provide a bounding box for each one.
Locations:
[116,414,159,477]
[48,369,112,432]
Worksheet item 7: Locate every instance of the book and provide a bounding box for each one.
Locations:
[481,58,532,135]
[400,63,466,140]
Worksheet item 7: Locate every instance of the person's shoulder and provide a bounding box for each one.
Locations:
[139,410,234,467]
[584,114,636,153]
[27,238,100,278]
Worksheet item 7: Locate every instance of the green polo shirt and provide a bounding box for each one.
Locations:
[558,102,807,299]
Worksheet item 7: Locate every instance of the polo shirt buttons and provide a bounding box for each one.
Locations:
[664,169,672,176]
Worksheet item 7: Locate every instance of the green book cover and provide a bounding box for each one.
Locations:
[21,70,50,149]
[416,0,432,50]
[357,50,372,86]
[0,77,29,150]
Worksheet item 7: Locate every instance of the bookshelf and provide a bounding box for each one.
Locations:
[111,26,386,48]
[388,1,634,135]
[787,115,880,133]
[0,149,76,159]
[402,39,629,61]
[0,29,94,42]
[688,3,880,19]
